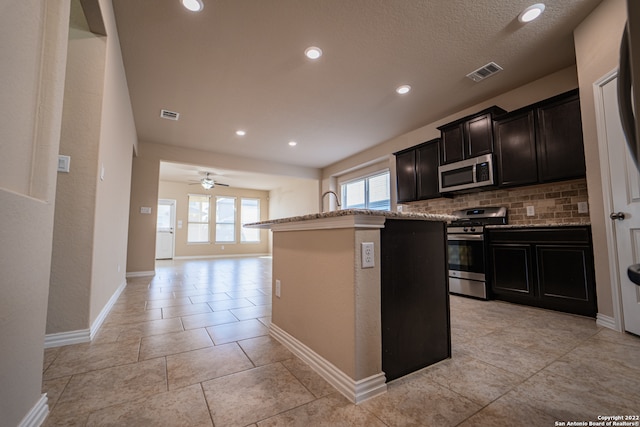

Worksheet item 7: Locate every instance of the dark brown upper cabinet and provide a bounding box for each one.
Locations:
[416,139,441,200]
[493,89,586,188]
[494,110,538,187]
[437,106,506,165]
[395,138,441,203]
[535,91,586,182]
[395,149,417,203]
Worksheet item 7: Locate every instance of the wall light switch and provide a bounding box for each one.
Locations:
[361,242,374,268]
[177,220,183,229]
[140,207,152,214]
[100,163,105,181]
[526,206,535,217]
[275,279,281,298]
[57,155,70,173]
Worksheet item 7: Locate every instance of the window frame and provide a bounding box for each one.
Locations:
[340,170,391,211]
[187,194,211,244]
[240,198,261,243]
[215,196,237,244]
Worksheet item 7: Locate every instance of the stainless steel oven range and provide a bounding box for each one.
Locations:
[448,207,507,300]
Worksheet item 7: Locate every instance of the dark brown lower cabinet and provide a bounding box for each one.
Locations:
[487,226,597,317]
[380,219,450,381]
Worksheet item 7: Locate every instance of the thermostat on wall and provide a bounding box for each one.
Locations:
[140,207,152,214]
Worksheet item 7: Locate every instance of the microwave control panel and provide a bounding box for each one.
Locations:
[476,162,490,182]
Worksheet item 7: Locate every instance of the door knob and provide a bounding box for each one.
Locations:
[610,212,626,221]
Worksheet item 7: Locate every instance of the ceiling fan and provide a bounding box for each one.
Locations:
[189,172,229,190]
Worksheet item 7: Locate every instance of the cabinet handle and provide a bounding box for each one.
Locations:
[610,212,626,221]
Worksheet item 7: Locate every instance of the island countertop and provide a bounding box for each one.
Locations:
[245,209,456,230]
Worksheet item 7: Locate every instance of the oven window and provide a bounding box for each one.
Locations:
[448,238,485,274]
[441,165,474,188]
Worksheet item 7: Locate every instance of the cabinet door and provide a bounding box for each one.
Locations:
[416,140,440,200]
[395,150,416,203]
[490,244,535,298]
[536,94,586,182]
[536,245,596,317]
[466,113,494,158]
[494,110,538,187]
[440,124,464,164]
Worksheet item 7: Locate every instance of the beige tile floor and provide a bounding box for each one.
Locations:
[42,257,640,426]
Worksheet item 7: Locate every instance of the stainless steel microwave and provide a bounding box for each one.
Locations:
[438,153,495,193]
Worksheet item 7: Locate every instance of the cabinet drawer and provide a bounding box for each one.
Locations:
[487,227,590,245]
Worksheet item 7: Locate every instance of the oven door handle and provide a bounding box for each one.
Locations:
[447,235,484,241]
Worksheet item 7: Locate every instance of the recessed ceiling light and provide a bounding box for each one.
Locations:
[396,85,411,95]
[288,141,298,147]
[182,0,204,12]
[519,3,545,23]
[304,47,323,60]
[235,130,246,136]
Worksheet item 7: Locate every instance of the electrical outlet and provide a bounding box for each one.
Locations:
[526,206,535,217]
[275,279,281,298]
[577,201,589,214]
[361,242,374,268]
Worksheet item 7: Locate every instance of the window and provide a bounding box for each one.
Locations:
[187,194,210,243]
[341,171,390,211]
[215,196,236,243]
[241,198,260,243]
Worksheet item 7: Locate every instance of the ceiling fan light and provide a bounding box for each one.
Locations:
[201,178,214,189]
[182,0,204,12]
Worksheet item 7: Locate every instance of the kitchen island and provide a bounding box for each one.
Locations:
[246,209,454,403]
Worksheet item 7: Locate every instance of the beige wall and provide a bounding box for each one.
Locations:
[0,1,69,425]
[272,228,381,380]
[48,0,104,334]
[90,0,137,325]
[269,179,320,219]
[48,0,137,334]
[158,181,270,257]
[127,141,321,273]
[574,0,627,318]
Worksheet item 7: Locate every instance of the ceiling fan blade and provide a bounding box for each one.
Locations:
[214,182,229,187]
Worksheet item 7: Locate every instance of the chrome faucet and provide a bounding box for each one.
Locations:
[322,190,341,211]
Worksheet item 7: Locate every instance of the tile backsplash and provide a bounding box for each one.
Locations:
[402,178,590,225]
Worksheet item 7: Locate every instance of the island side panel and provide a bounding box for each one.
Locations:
[353,228,383,380]
[380,219,451,381]
[272,228,359,379]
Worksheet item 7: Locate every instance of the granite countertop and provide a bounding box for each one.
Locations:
[245,209,456,228]
[486,222,591,229]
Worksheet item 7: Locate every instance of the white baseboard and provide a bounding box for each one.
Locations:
[173,253,270,260]
[90,280,127,340]
[269,323,387,404]
[596,313,620,331]
[126,270,155,278]
[45,280,127,347]
[44,329,90,348]
[18,394,48,427]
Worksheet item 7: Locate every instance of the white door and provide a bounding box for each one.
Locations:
[156,199,176,260]
[597,73,640,335]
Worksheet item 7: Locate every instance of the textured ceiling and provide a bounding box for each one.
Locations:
[112,0,602,186]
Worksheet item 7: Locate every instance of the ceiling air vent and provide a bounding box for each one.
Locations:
[160,109,180,121]
[466,62,503,82]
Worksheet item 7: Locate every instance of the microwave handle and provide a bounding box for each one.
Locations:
[472,164,477,183]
